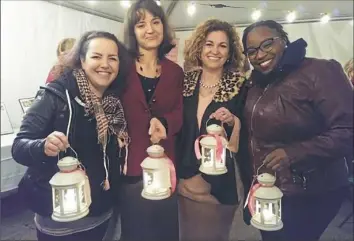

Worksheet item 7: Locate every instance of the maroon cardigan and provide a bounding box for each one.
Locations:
[121,58,184,176]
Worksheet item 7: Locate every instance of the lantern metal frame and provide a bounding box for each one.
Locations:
[141,145,171,200]
[49,150,91,222]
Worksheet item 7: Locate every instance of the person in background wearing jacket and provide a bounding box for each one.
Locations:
[12,31,130,241]
[119,0,183,240]
[46,37,76,83]
[241,20,353,241]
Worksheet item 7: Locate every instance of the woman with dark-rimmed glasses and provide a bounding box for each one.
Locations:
[241,20,353,241]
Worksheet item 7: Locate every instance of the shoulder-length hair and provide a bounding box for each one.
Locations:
[123,0,175,59]
[184,19,244,71]
[52,31,132,95]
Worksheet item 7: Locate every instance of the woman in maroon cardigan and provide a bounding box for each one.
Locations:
[119,1,183,241]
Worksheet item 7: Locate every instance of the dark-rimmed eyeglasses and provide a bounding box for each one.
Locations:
[244,37,281,59]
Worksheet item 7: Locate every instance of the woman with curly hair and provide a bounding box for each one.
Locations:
[177,19,248,241]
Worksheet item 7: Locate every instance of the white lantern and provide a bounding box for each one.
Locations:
[195,124,228,175]
[49,156,91,222]
[249,173,283,231]
[141,145,172,200]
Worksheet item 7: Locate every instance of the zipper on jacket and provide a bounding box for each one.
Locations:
[250,84,272,172]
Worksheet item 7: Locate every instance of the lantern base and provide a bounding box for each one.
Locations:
[141,189,171,200]
[52,209,89,222]
[251,215,283,231]
[199,166,227,175]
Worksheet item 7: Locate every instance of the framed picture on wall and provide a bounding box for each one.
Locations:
[18,97,35,113]
[1,102,14,135]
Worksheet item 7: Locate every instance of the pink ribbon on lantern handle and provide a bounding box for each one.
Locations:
[194,134,224,162]
[247,183,261,215]
[165,155,177,193]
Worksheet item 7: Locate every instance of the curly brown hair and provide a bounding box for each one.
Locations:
[184,19,244,71]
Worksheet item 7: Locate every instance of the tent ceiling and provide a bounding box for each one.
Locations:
[50,0,353,30]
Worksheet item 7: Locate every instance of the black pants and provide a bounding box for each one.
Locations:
[260,187,346,241]
[119,179,179,241]
[36,220,109,241]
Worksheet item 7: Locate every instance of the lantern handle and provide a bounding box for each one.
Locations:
[205,118,227,136]
[256,162,277,179]
[57,146,79,162]
[205,118,223,128]
[206,118,212,128]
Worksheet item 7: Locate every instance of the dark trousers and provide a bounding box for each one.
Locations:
[179,196,237,241]
[260,187,346,241]
[36,220,109,241]
[119,180,179,241]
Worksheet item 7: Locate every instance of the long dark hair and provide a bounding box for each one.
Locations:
[52,31,131,95]
[242,20,290,50]
[123,0,175,59]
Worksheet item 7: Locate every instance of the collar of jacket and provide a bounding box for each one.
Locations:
[40,69,80,102]
[183,68,246,102]
[251,38,308,87]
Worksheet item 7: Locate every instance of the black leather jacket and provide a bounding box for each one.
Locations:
[12,71,122,217]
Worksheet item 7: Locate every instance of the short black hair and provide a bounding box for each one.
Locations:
[242,20,290,50]
[123,0,175,59]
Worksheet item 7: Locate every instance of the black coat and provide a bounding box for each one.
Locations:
[12,70,122,217]
[176,69,252,205]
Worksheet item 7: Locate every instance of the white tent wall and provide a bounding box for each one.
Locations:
[1,1,122,130]
[1,1,353,130]
[175,20,353,68]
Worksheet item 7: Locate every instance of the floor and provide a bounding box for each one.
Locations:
[0,192,353,241]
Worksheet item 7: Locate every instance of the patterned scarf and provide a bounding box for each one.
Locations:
[74,69,129,190]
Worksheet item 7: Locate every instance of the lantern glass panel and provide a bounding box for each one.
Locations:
[148,170,169,193]
[54,189,61,211]
[63,188,78,214]
[261,201,278,225]
[256,199,261,213]
[143,170,154,188]
[202,148,214,167]
[80,185,86,206]
[215,147,226,169]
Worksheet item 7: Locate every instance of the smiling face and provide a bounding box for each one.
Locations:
[200,31,230,71]
[81,38,119,94]
[134,10,164,51]
[246,26,286,74]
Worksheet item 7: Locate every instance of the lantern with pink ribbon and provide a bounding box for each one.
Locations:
[141,144,176,200]
[246,164,283,231]
[49,148,92,222]
[194,122,228,175]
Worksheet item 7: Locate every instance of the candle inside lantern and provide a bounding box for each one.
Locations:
[262,208,275,223]
[64,189,77,213]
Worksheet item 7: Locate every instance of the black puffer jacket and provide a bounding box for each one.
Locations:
[12,70,122,217]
